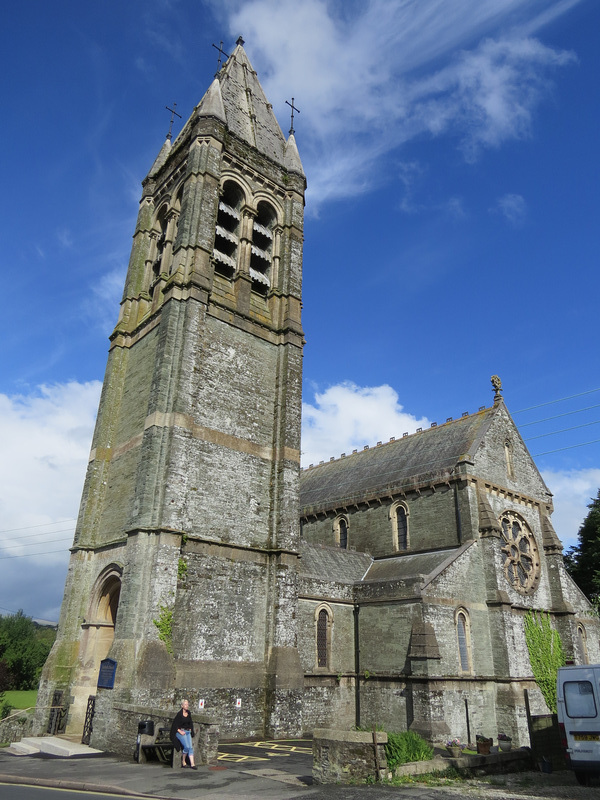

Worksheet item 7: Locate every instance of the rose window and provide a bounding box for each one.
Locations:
[500,512,540,595]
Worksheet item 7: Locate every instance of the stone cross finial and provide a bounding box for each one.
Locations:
[212,41,229,73]
[491,375,503,402]
[286,97,300,135]
[165,103,182,140]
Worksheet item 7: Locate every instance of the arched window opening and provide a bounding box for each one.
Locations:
[334,516,348,549]
[390,501,409,551]
[504,439,515,480]
[456,609,472,674]
[153,207,169,281]
[578,624,589,664]
[315,604,333,670]
[249,201,276,295]
[214,181,244,279]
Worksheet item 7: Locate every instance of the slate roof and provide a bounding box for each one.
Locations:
[362,546,469,584]
[194,40,303,173]
[300,405,499,514]
[299,542,372,583]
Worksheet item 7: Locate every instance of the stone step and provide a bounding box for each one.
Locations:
[8,741,40,756]
[16,736,102,757]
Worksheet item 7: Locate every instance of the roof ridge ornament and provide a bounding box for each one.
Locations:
[491,374,503,404]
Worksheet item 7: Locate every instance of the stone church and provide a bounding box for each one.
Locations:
[37,40,597,754]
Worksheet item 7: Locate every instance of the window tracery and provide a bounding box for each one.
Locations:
[499,511,540,595]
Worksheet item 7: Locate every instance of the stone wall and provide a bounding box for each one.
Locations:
[312,728,387,784]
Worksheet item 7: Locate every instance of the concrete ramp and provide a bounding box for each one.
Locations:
[9,736,102,757]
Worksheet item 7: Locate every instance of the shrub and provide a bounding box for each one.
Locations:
[385,730,434,769]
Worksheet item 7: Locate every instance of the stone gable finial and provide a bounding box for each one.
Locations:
[491,375,503,403]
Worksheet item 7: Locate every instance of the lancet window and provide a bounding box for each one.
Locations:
[334,515,348,549]
[391,501,409,551]
[315,604,333,669]
[455,608,472,674]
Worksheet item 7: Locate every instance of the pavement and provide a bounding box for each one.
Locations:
[0,737,599,800]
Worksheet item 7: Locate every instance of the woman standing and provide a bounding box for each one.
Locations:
[170,699,197,769]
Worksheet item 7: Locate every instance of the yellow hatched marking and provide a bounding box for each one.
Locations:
[217,752,271,763]
[226,740,312,755]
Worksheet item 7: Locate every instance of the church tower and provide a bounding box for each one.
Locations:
[38,39,306,746]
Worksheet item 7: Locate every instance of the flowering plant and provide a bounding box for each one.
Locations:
[497,733,512,741]
[446,738,462,747]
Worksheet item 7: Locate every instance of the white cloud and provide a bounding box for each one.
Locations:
[217,0,578,207]
[542,467,600,550]
[491,192,528,225]
[302,382,430,466]
[0,381,101,619]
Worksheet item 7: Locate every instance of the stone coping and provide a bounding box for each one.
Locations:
[313,728,387,744]
[393,748,532,777]
[112,703,218,725]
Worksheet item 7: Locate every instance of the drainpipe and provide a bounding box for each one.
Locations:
[354,604,361,728]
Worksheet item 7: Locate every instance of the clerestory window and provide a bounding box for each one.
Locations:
[390,501,409,551]
[334,516,348,549]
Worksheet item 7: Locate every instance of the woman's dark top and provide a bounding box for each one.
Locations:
[170,708,195,749]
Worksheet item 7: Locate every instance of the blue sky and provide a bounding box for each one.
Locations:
[1,0,599,620]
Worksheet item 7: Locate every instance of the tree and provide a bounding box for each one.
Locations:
[0,611,55,690]
[564,489,600,600]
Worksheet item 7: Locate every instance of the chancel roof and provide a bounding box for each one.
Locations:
[300,406,499,514]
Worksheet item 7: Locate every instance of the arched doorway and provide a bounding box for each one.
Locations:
[67,565,122,734]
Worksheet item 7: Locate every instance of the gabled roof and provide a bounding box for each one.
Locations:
[300,405,499,514]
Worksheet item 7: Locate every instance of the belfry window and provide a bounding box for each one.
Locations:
[153,207,169,280]
[249,201,275,295]
[214,181,243,279]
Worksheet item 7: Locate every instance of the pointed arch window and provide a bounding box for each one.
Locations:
[334,515,348,549]
[249,201,276,295]
[214,180,244,279]
[390,501,409,551]
[455,608,473,674]
[315,604,333,670]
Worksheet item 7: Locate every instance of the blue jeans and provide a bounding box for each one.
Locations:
[176,730,193,756]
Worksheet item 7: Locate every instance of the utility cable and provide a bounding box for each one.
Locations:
[513,387,600,414]
[518,403,600,428]
[524,419,600,441]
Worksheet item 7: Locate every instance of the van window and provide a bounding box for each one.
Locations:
[564,680,597,718]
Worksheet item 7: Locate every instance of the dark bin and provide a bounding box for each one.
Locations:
[138,720,155,736]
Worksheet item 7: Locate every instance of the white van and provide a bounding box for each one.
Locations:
[557,664,600,786]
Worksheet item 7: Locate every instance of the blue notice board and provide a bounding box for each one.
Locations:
[97,658,117,689]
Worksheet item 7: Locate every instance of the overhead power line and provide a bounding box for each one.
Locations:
[524,419,600,442]
[518,402,600,428]
[533,437,600,457]
[0,547,70,561]
[0,518,76,535]
[0,536,73,552]
[513,387,600,414]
